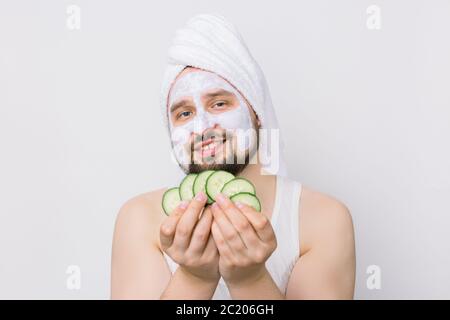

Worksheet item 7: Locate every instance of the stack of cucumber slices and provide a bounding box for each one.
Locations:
[162,170,261,215]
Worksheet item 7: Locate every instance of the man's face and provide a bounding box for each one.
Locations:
[167,67,259,175]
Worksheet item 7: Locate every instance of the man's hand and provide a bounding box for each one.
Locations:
[210,193,277,287]
[160,191,220,283]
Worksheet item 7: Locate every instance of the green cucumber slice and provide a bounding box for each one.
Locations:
[205,170,235,201]
[162,187,181,215]
[179,173,198,201]
[221,178,256,198]
[230,192,261,212]
[193,170,215,204]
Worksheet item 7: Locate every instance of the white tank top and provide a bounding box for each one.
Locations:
[162,175,302,299]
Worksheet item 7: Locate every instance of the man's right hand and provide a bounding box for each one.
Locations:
[160,191,220,283]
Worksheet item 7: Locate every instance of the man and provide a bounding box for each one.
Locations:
[111,14,355,300]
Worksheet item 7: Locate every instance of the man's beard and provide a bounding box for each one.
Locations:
[188,148,252,176]
[175,128,259,176]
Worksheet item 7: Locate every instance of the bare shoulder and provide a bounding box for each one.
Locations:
[298,185,354,255]
[113,188,168,247]
[111,188,172,299]
[287,185,356,299]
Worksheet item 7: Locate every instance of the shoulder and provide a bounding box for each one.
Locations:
[298,185,354,255]
[113,188,168,247]
[287,184,356,299]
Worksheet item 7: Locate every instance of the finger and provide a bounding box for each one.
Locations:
[159,200,189,250]
[201,231,218,261]
[188,206,213,254]
[211,202,247,253]
[173,191,208,251]
[235,201,274,242]
[211,221,234,262]
[215,193,262,250]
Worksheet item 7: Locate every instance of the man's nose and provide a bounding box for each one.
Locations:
[192,112,210,134]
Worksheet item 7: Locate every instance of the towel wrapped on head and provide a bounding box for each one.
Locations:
[160,13,287,177]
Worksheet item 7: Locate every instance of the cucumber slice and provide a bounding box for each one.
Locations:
[230,192,261,212]
[162,187,181,215]
[221,178,256,198]
[206,170,235,201]
[179,173,198,201]
[193,170,215,204]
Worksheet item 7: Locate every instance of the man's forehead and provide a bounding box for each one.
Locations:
[172,69,231,89]
[177,66,201,77]
[168,70,235,106]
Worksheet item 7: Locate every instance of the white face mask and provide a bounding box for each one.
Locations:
[167,70,254,165]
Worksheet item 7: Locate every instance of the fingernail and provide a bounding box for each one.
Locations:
[235,201,244,209]
[179,200,189,209]
[195,191,206,202]
[212,202,218,209]
[216,193,227,205]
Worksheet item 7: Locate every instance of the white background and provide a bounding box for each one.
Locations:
[1,0,449,299]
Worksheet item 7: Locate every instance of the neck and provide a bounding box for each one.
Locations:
[238,152,275,181]
[237,154,278,217]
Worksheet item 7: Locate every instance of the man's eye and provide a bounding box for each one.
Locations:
[177,111,192,119]
[213,101,227,108]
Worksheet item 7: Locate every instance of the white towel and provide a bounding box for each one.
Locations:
[160,13,287,177]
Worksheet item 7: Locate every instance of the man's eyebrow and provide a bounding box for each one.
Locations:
[170,99,190,113]
[202,89,235,99]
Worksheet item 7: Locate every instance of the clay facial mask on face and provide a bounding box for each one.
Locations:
[168,70,254,165]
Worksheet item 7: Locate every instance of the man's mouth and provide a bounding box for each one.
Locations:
[194,137,226,158]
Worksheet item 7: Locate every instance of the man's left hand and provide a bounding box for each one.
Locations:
[210,193,277,287]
